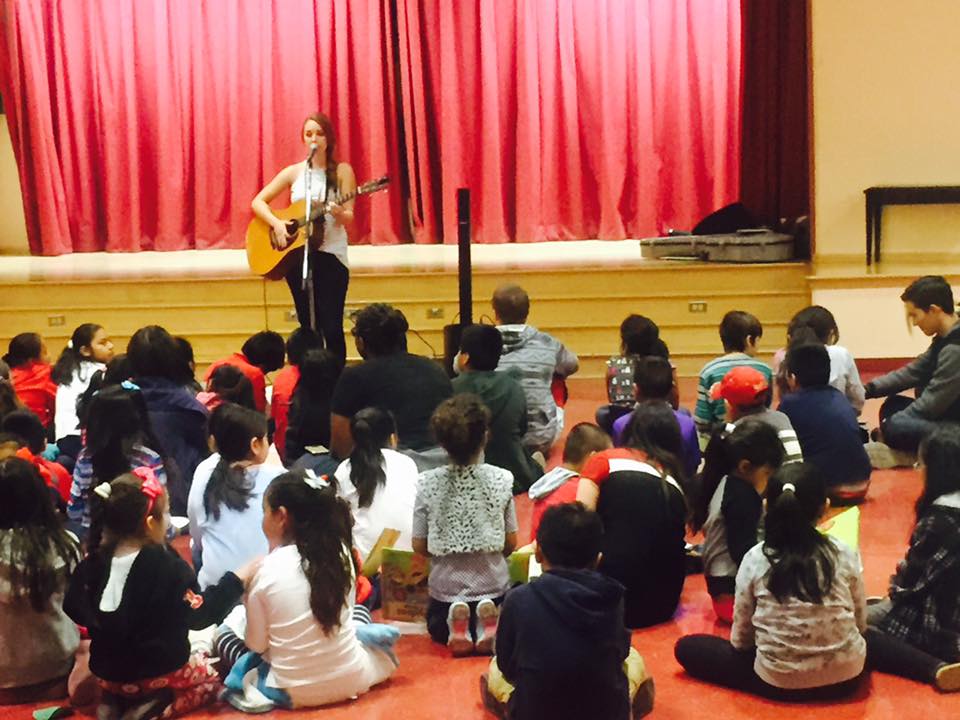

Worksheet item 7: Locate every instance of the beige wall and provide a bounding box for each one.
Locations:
[0,116,29,254]
[811,0,960,260]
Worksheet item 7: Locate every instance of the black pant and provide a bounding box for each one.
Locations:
[595,404,633,436]
[426,596,505,645]
[879,394,935,453]
[674,634,866,701]
[865,627,947,685]
[284,249,349,367]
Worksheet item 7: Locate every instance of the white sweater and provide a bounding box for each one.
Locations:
[334,449,419,560]
[731,536,866,689]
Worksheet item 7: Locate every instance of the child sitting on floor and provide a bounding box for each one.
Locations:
[333,407,419,561]
[188,403,282,590]
[216,472,398,711]
[778,343,872,504]
[205,331,286,413]
[528,422,611,539]
[865,424,960,691]
[597,314,676,433]
[675,462,867,700]
[5,332,57,431]
[693,420,785,623]
[576,403,688,628]
[694,311,773,439]
[612,356,701,481]
[481,503,654,720]
[413,394,518,656]
[0,457,80,705]
[68,385,167,535]
[64,469,255,719]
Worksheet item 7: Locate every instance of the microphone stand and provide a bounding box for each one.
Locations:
[301,145,318,332]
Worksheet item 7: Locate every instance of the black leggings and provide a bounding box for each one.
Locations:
[284,249,349,367]
[865,628,949,684]
[674,635,865,701]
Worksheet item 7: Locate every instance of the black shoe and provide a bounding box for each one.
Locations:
[119,689,173,720]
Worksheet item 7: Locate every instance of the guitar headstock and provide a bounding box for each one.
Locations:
[357,176,390,196]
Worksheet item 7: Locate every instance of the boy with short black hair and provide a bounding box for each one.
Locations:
[527,423,612,537]
[481,503,654,720]
[779,343,872,504]
[694,311,773,438]
[204,330,286,413]
[492,284,579,454]
[866,275,960,460]
[610,356,700,479]
[453,324,541,493]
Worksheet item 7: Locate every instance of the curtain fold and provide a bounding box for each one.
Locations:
[0,0,741,253]
[397,0,742,244]
[0,0,403,254]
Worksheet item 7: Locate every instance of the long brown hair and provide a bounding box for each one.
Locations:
[302,113,338,191]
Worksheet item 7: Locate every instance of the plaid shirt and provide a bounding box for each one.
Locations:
[878,499,960,661]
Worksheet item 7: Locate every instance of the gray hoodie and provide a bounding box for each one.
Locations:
[496,325,578,450]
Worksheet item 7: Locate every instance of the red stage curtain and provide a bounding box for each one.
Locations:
[397,0,742,244]
[0,0,404,254]
[1,0,741,253]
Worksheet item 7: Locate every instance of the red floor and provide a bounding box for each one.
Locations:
[7,377,956,719]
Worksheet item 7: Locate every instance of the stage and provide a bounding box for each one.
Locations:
[0,240,813,378]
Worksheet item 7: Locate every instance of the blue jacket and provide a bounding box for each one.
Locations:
[779,385,871,488]
[496,568,631,720]
[136,377,209,514]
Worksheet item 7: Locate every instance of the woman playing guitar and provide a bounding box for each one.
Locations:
[251,113,356,367]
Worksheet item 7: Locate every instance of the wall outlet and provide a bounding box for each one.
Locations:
[688,301,707,313]
[427,307,444,319]
[47,314,65,327]
[284,309,298,322]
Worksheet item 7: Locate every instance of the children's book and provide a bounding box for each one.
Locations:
[361,528,401,578]
[819,506,860,551]
[381,549,431,622]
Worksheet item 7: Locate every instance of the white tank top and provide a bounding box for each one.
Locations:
[290,166,349,268]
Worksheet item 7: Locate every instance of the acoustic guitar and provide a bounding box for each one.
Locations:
[246,175,389,278]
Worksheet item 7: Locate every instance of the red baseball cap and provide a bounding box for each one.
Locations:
[709,366,769,406]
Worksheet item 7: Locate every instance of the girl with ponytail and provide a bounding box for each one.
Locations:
[187,403,282,589]
[676,462,867,699]
[695,419,785,622]
[52,324,114,467]
[333,407,419,560]
[216,472,398,710]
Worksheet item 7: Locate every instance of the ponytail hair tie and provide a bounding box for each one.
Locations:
[120,380,141,392]
[303,469,329,490]
[93,482,112,499]
[131,466,164,514]
[781,482,797,493]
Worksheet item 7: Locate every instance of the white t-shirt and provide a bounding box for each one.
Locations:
[244,544,394,708]
[334,449,419,560]
[54,362,105,440]
[187,454,283,589]
[731,536,866,689]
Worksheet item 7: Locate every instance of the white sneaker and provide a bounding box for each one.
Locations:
[446,601,473,657]
[474,599,500,656]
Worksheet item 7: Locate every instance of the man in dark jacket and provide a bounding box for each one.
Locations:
[481,503,654,720]
[452,324,542,494]
[867,276,960,458]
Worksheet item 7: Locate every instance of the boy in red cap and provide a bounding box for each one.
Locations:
[710,366,802,463]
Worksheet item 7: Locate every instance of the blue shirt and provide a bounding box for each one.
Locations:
[778,386,871,488]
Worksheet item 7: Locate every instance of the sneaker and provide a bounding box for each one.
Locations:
[119,689,173,720]
[935,662,960,692]
[96,693,124,720]
[864,441,916,469]
[474,599,500,655]
[447,601,473,657]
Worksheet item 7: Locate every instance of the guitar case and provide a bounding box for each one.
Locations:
[639,229,795,263]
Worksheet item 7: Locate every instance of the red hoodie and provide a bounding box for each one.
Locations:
[10,361,57,428]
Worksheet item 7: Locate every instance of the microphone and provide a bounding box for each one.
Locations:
[307,143,318,165]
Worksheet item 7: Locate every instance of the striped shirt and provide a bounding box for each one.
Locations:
[68,445,167,529]
[728,408,803,464]
[695,353,774,433]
